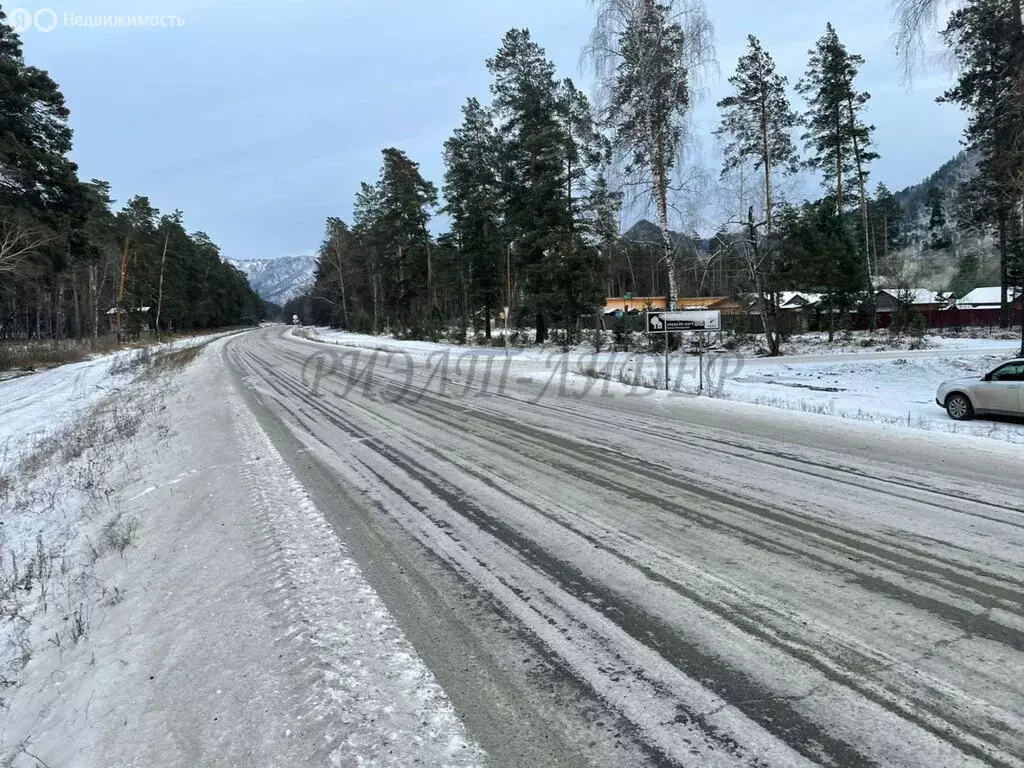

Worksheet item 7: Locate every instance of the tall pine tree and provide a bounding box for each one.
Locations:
[443,97,504,338]
[716,35,800,231]
[797,24,878,292]
[939,0,1024,327]
[716,34,801,354]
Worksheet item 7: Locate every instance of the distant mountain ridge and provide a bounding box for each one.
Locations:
[890,150,993,290]
[228,255,316,306]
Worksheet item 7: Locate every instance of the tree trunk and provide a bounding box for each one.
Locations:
[339,270,349,329]
[155,232,169,342]
[999,213,1010,329]
[848,98,875,330]
[72,279,81,338]
[655,168,678,309]
[116,236,131,343]
[89,263,98,338]
[372,273,380,333]
[748,208,779,356]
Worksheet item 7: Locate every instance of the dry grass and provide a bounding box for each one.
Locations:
[0,337,124,371]
[148,344,203,374]
[0,339,191,685]
[0,327,244,373]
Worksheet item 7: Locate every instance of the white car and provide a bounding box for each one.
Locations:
[936,358,1024,420]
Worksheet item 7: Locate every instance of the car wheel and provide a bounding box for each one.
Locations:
[946,393,974,421]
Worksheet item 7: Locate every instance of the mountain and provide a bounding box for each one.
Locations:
[889,150,997,291]
[623,219,706,255]
[228,255,316,306]
[893,150,979,233]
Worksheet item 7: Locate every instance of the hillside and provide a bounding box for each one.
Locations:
[888,150,997,292]
[228,255,316,305]
[892,150,978,226]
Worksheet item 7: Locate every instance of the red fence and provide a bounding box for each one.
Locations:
[872,307,1022,331]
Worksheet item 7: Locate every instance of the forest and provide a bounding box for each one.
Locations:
[0,10,264,343]
[289,0,1024,355]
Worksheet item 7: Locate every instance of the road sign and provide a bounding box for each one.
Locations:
[646,310,721,333]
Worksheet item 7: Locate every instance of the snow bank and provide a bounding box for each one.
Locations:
[0,334,483,767]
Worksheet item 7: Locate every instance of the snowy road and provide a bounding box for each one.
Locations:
[226,327,1024,768]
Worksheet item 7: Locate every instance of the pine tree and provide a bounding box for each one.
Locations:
[553,78,608,343]
[867,183,904,275]
[487,29,568,332]
[797,23,878,290]
[0,9,81,218]
[779,198,865,340]
[716,35,800,231]
[939,0,1024,327]
[367,148,438,337]
[585,172,623,300]
[487,30,606,340]
[352,181,385,332]
[716,35,801,355]
[586,0,715,309]
[443,97,504,338]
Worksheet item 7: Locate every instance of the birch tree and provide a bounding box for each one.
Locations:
[0,215,52,283]
[586,0,715,309]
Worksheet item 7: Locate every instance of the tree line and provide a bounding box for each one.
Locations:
[295,0,1023,352]
[0,9,264,341]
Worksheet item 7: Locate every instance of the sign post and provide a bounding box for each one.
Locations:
[699,331,704,393]
[646,311,722,393]
[664,331,670,390]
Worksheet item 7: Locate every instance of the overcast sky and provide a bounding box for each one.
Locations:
[17,0,963,261]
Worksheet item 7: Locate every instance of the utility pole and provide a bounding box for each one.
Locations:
[155,230,169,343]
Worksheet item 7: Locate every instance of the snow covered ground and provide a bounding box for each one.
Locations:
[301,324,1022,357]
[295,326,1024,445]
[235,326,1024,766]
[0,334,237,468]
[0,335,481,767]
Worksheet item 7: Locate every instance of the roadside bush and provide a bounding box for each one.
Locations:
[909,313,927,349]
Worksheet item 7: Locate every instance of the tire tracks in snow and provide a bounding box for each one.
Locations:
[225,329,1024,768]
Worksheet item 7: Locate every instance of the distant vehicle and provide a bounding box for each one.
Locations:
[292,314,300,325]
[936,358,1024,420]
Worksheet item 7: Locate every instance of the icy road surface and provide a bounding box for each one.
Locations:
[226,326,1024,768]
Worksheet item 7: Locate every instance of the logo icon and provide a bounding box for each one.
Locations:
[34,8,57,32]
[8,8,33,32]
